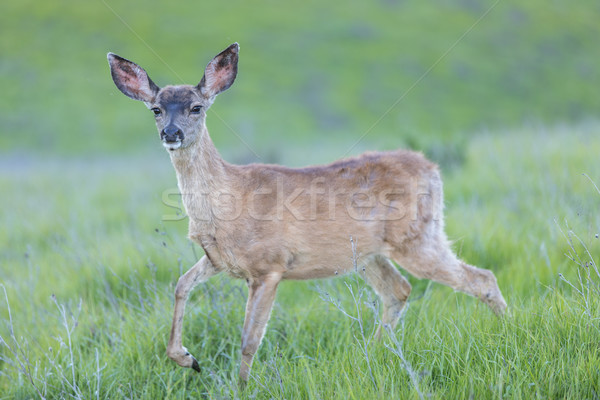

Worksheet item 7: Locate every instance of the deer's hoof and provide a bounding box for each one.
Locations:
[191,357,200,373]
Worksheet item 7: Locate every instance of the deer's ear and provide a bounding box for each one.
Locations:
[107,53,160,102]
[198,43,239,99]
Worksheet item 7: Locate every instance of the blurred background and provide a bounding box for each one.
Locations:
[1,1,600,397]
[2,0,598,164]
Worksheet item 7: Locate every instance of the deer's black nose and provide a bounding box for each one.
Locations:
[161,126,183,143]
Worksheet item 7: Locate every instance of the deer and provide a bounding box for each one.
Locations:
[107,43,507,383]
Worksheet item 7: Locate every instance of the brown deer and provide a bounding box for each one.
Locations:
[107,43,506,382]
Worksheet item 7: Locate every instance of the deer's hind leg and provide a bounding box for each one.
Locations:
[362,255,412,338]
[392,235,507,315]
[166,255,221,372]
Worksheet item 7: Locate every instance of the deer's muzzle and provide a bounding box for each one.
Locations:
[161,125,184,143]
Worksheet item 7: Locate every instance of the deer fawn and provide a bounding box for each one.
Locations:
[107,43,507,382]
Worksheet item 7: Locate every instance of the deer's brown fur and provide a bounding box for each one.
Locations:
[107,43,507,382]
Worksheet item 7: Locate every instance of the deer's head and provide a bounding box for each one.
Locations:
[107,43,238,151]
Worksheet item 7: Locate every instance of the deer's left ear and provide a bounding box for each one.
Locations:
[107,53,160,102]
[198,43,239,99]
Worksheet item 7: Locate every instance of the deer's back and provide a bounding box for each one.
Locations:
[193,149,442,279]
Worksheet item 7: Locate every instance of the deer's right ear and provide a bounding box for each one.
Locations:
[107,53,160,102]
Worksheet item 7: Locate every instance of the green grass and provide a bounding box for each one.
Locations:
[1,124,599,399]
[2,0,600,398]
[1,0,599,158]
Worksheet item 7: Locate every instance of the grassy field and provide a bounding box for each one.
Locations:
[1,125,599,399]
[2,0,599,157]
[2,0,600,398]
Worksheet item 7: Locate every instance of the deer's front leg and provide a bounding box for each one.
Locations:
[166,255,220,372]
[239,273,281,383]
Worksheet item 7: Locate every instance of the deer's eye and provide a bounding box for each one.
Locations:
[190,105,202,114]
[151,107,162,116]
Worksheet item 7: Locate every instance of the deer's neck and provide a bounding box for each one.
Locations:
[169,127,229,232]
